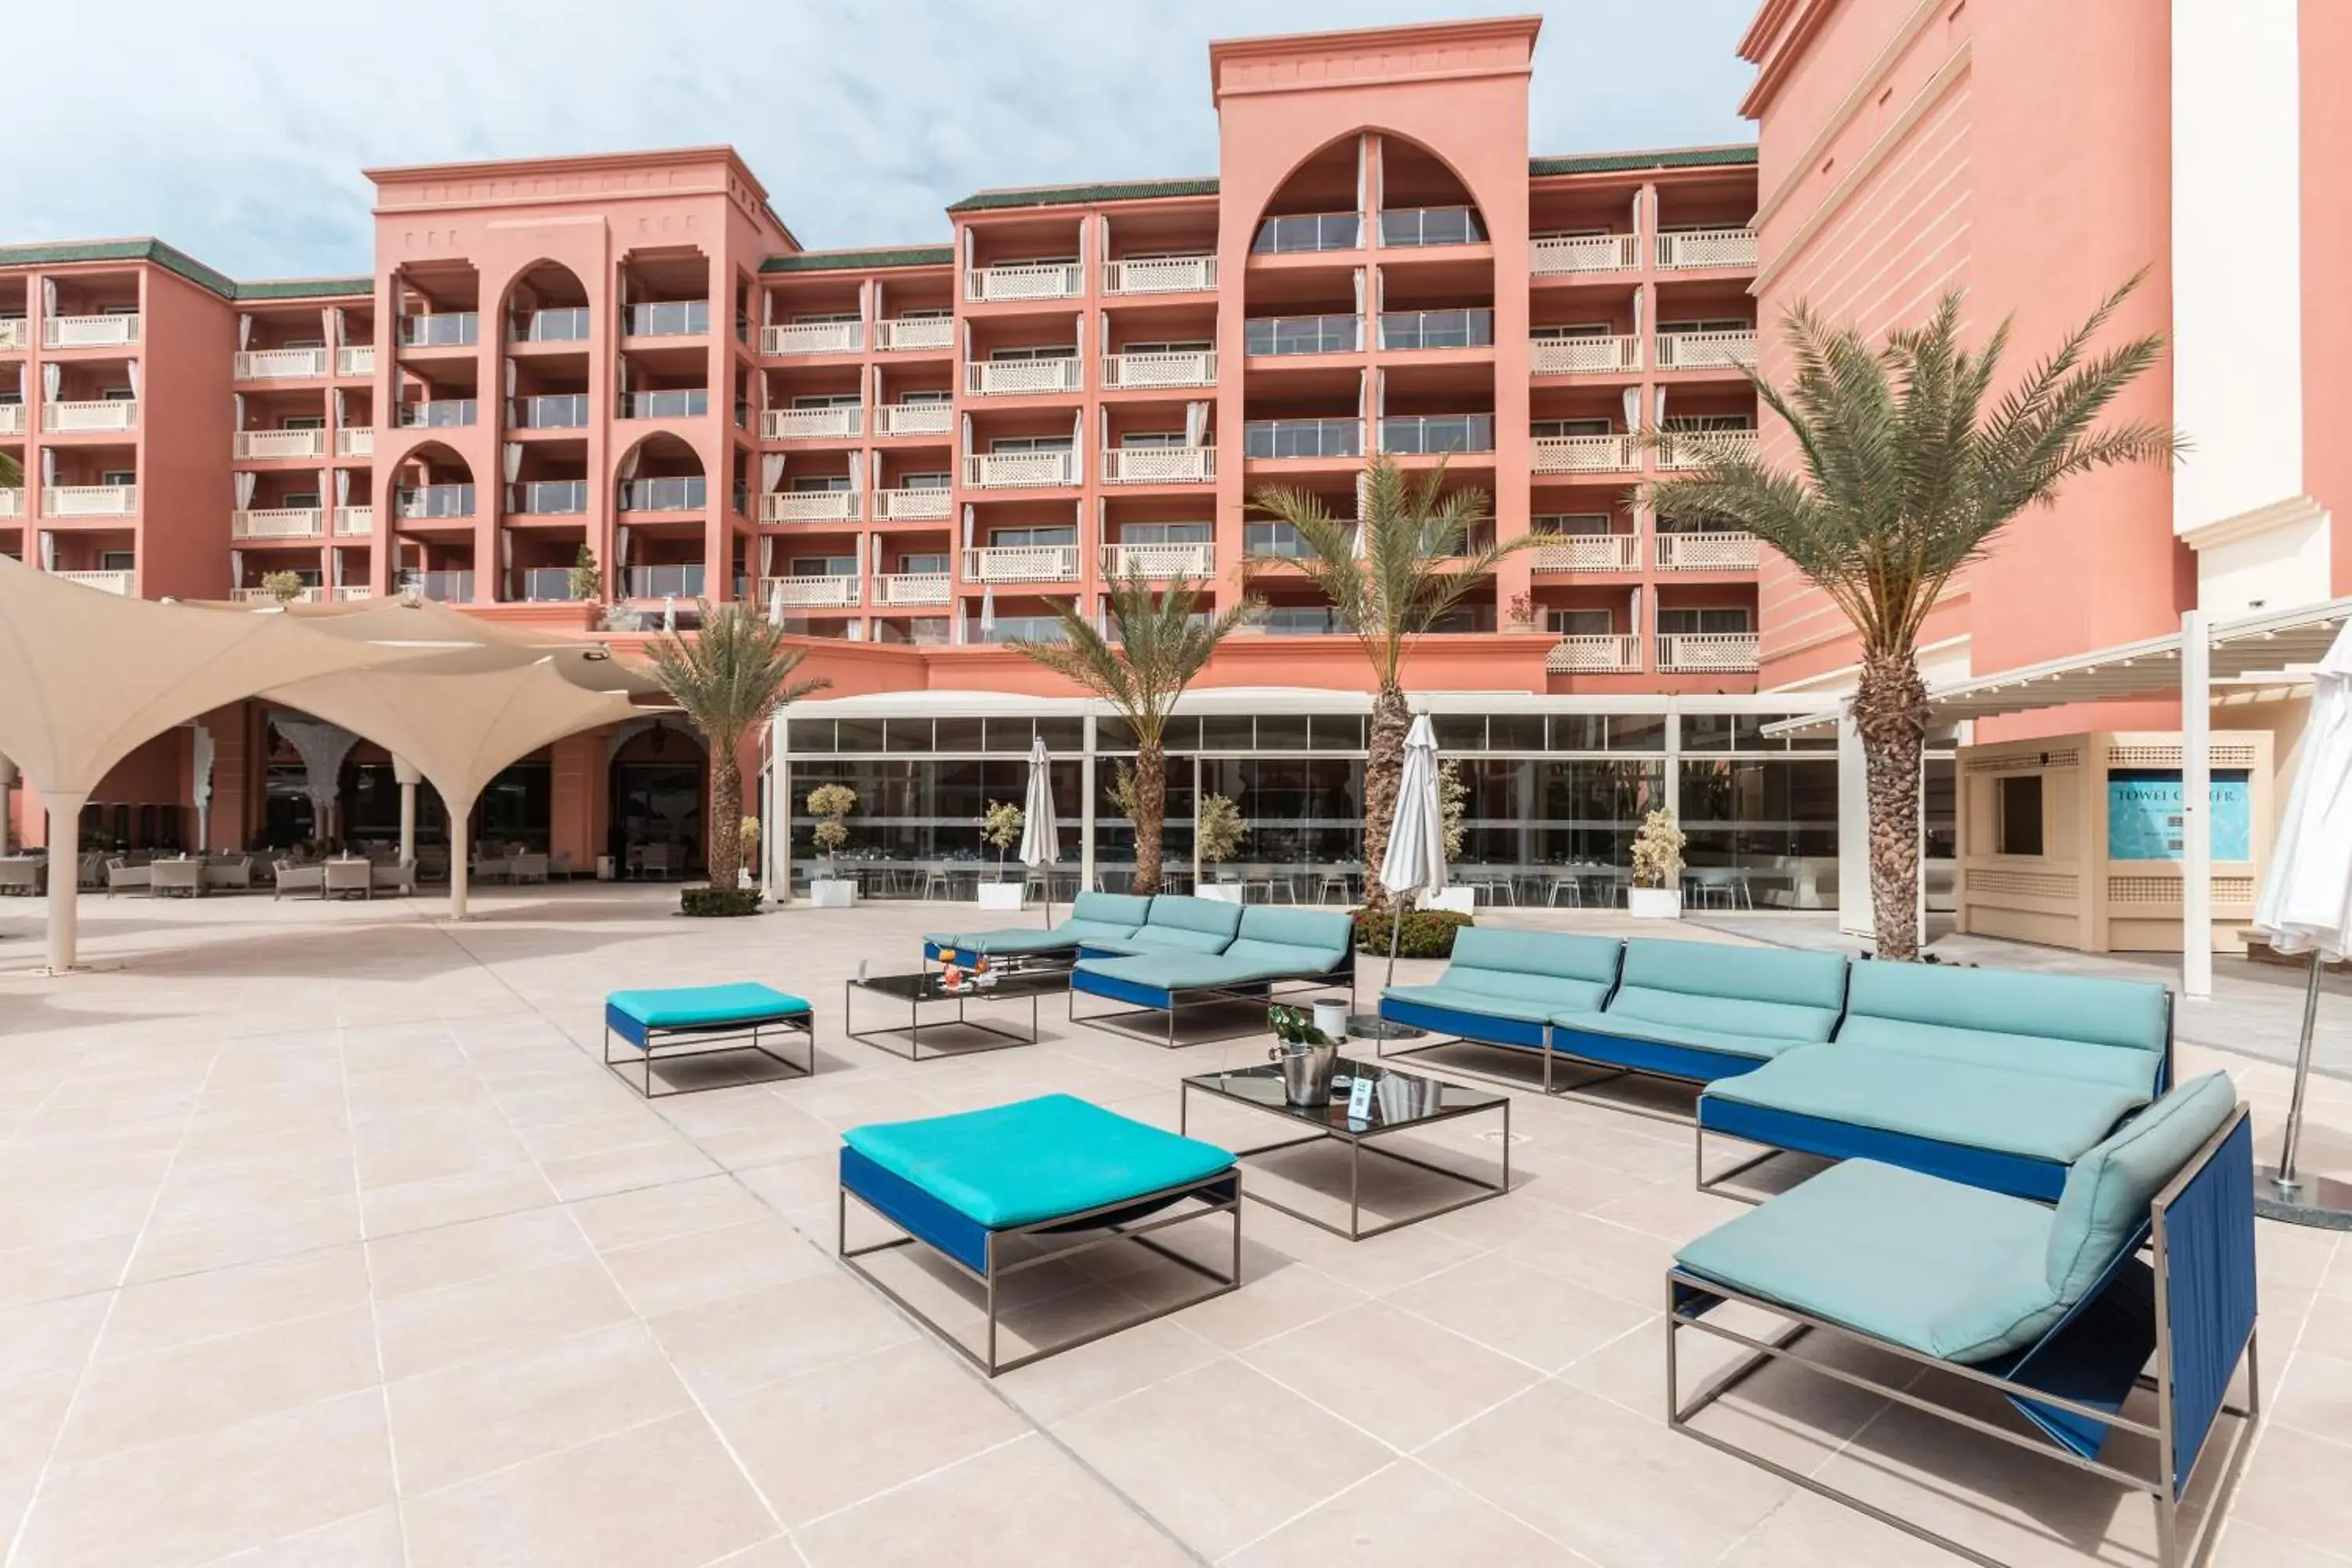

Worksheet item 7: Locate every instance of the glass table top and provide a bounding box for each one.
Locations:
[1183,1058,1505,1132]
[853,968,1060,1003]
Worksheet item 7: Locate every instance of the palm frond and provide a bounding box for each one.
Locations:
[643,601,830,753]
[1006,569,1260,743]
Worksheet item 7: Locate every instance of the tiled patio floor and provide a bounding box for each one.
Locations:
[0,887,2346,1566]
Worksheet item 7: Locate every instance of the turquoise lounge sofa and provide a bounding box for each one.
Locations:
[1377,928,1623,1086]
[924,891,1154,969]
[1069,900,1356,1047]
[1669,1073,2253,1568]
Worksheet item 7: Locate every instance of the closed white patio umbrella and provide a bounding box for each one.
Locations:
[2254,622,2352,1222]
[1018,735,1061,924]
[1356,712,1446,1035]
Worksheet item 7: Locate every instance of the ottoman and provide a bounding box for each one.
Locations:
[603,982,815,1098]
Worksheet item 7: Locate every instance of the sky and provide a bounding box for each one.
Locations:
[5,0,1759,282]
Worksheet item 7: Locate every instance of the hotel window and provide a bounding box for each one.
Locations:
[1531,418,1613,437]
[102,386,136,401]
[1534,514,1613,535]
[1119,522,1211,544]
[989,344,1076,361]
[989,434,1073,453]
[898,471,952,490]
[899,552,949,575]
[1530,323,1613,340]
[994,256,1076,269]
[792,312,859,325]
[282,338,325,350]
[1546,608,1613,635]
[100,550,135,571]
[1658,318,1752,336]
[1662,413,1755,432]
[989,525,1076,548]
[1997,775,2045,856]
[281,416,325,430]
[1656,607,1753,635]
[1119,430,1187,449]
[791,394,861,409]
[282,492,321,509]
[1117,340,1213,356]
[898,390,953,405]
[790,555,858,577]
[101,469,136,486]
[895,307,951,320]
[790,475,851,492]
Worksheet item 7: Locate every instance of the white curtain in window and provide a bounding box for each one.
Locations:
[980,583,996,636]
[1353,267,1364,316]
[1099,311,1110,362]
[871,534,882,572]
[1632,285,1644,335]
[234,471,256,510]
[1075,216,1087,274]
[335,469,350,506]
[125,361,140,398]
[40,448,55,487]
[617,443,641,483]
[331,387,344,426]
[330,547,343,586]
[318,469,329,512]
[761,289,774,326]
[1629,585,1642,639]
[760,453,785,492]
[768,579,785,626]
[1621,387,1640,432]
[1184,401,1207,448]
[870,365,881,410]
[1356,467,1371,521]
[42,362,60,401]
[38,532,55,571]
[1375,368,1385,418]
[960,412,972,456]
[500,528,514,571]
[1356,132,1369,216]
[326,308,341,347]
[961,504,975,550]
[504,358,517,397]
[229,547,241,584]
[860,278,873,328]
[1070,408,1083,486]
[1073,310,1084,361]
[662,600,676,633]
[238,314,252,350]
[759,535,775,579]
[847,451,863,494]
[1631,188,1644,237]
[234,392,246,428]
[503,442,522,483]
[41,279,56,318]
[1655,385,1668,423]
[615,524,630,566]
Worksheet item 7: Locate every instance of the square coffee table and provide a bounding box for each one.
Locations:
[1178,1057,1509,1240]
[845,968,1055,1061]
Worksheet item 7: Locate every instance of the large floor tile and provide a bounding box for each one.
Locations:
[375,1257,633,1381]
[648,1272,918,1403]
[95,1244,371,1363]
[1242,1300,1542,1449]
[1383,1250,1655,1374]
[1225,1460,1584,1567]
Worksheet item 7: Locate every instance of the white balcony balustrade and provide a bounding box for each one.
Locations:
[874,487,953,520]
[964,451,1076,488]
[230,585,327,604]
[761,406,864,440]
[759,490,860,523]
[1532,434,1639,474]
[1530,533,1639,572]
[875,317,956,352]
[332,585,373,601]
[1101,350,1216,389]
[966,263,1083,303]
[234,347,331,379]
[1655,632,1761,673]
[43,400,136,433]
[231,507,325,540]
[336,426,374,457]
[965,358,1082,397]
[335,505,374,535]
[875,402,953,437]
[42,485,137,517]
[874,572,953,606]
[962,545,1080,583]
[1546,634,1641,673]
[1101,542,1214,578]
[1101,446,1214,485]
[336,345,376,377]
[1655,227,1760,270]
[760,575,860,608]
[1530,234,1641,275]
[1531,335,1642,375]
[1103,256,1218,295]
[0,405,23,436]
[56,569,135,595]
[761,321,864,356]
[234,428,327,459]
[0,488,22,518]
[45,314,140,349]
[1656,430,1762,470]
[0,319,24,351]
[1655,531,1762,571]
[1654,330,1758,370]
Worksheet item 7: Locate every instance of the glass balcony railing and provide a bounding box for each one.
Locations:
[1244,314,1361,356]
[397,399,477,429]
[512,308,590,343]
[623,300,710,337]
[512,393,589,429]
[1244,522,1309,558]
[511,480,587,514]
[1378,308,1494,351]
[624,564,706,598]
[1378,413,1494,455]
[1250,212,1362,255]
[621,388,708,419]
[619,477,706,512]
[399,570,474,602]
[1258,605,1351,636]
[395,485,475,520]
[969,615,1068,645]
[1243,418,1362,460]
[398,313,479,347]
[512,567,579,601]
[1378,206,1486,248]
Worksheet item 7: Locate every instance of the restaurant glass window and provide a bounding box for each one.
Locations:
[1678,757,1840,908]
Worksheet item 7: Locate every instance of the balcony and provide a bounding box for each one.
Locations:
[0,404,22,435]
[42,485,137,517]
[964,451,1076,488]
[1103,256,1217,295]
[510,568,578,602]
[966,358,1082,397]
[336,506,373,535]
[1244,419,1360,461]
[1655,227,1760,270]
[234,347,330,380]
[512,480,588,515]
[623,564,705,598]
[1102,446,1214,485]
[56,569,134,594]
[336,345,376,377]
[1377,206,1485,248]
[875,486,953,521]
[1245,314,1360,357]
[394,484,474,521]
[876,317,955,352]
[762,406,862,440]
[875,402,953,437]
[1531,335,1642,375]
[513,394,590,430]
[231,507,325,540]
[1378,413,1493,456]
[1657,430,1762,470]
[619,477,706,513]
[0,488,19,518]
[1530,234,1641,276]
[398,314,478,348]
[762,321,862,356]
[962,545,1079,583]
[401,571,474,603]
[1251,213,1360,256]
[1531,534,1639,572]
[1533,434,1639,474]
[1379,310,1494,352]
[512,308,591,344]
[1656,632,1760,673]
[43,400,136,433]
[623,301,709,339]
[336,426,374,458]
[1101,350,1216,390]
[45,314,140,349]
[1655,530,1762,571]
[874,572,952,606]
[760,575,859,608]
[966,263,1083,303]
[1101,542,1214,577]
[234,428,326,459]
[1546,634,1641,673]
[231,585,326,604]
[1654,330,1758,371]
[0,319,24,351]
[760,490,859,523]
[398,399,477,429]
[622,389,708,420]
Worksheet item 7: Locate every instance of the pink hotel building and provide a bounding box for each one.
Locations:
[0,9,2340,939]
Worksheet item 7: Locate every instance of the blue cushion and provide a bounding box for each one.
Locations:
[1143,895,1246,945]
[1079,947,1336,993]
[1381,985,1563,1027]
[1550,1007,1816,1063]
[2046,1073,2236,1301]
[606,982,810,1029]
[840,1094,1235,1229]
[1622,938,1850,1013]
[1844,962,2169,1058]
[1426,928,1622,1011]
[1676,1158,2063,1363]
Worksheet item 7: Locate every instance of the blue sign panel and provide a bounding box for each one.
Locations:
[2106,769,2252,862]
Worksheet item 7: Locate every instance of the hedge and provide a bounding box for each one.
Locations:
[1351,907,1474,959]
[680,886,763,917]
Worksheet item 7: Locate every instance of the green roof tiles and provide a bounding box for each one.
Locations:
[760,246,954,274]
[947,177,1219,213]
[232,276,373,300]
[1527,144,1759,178]
[0,238,368,302]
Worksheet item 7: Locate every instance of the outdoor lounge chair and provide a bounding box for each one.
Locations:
[272,859,324,899]
[923,891,1154,970]
[0,858,43,896]
[201,854,253,891]
[1668,1072,2254,1568]
[103,858,151,897]
[371,859,417,896]
[1068,903,1356,1047]
[838,1094,1240,1374]
[603,982,815,1098]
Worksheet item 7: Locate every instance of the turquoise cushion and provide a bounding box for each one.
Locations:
[1381,983,1565,1026]
[1845,962,2168,1058]
[1704,1044,2147,1163]
[1606,985,1840,1046]
[1071,891,1154,927]
[1082,949,1335,990]
[1143,895,1246,945]
[925,926,1096,956]
[1432,929,1622,1011]
[841,1094,1235,1229]
[1676,1158,2063,1362]
[1623,938,1849,1013]
[2046,1073,2236,1301]
[607,982,810,1028]
[1237,906,1356,953]
[1116,925,1236,956]
[1550,1007,1815,1063]
[1836,1015,2160,1092]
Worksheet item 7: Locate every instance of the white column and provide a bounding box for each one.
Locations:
[45,791,88,973]
[0,754,15,853]
[446,793,474,920]
[1835,710,1874,939]
[1079,713,1098,891]
[393,755,420,866]
[2181,609,2213,999]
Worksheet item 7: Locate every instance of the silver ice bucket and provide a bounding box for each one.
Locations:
[1270,1041,1341,1107]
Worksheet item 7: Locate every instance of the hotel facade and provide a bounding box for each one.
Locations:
[0,7,2339,942]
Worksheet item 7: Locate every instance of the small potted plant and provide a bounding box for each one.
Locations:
[1196,793,1248,903]
[1628,807,1686,919]
[1421,760,1479,915]
[1504,592,1537,633]
[978,799,1025,911]
[567,543,602,602]
[1267,1004,1341,1107]
[260,569,309,604]
[736,815,760,891]
[804,783,858,908]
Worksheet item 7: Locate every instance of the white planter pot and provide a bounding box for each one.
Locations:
[1312,1000,1351,1044]
[1628,886,1682,920]
[1197,883,1247,906]
[1419,887,1476,916]
[975,881,1025,912]
[807,878,857,909]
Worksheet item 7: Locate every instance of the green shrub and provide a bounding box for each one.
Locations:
[681,885,762,917]
[1352,907,1473,959]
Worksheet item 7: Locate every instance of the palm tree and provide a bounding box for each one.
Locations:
[1646,279,2179,959]
[1249,452,1537,908]
[1007,569,1260,895]
[644,601,829,895]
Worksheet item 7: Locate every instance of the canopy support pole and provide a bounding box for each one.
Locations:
[44,790,87,973]
[446,793,474,920]
[2182,609,2212,1000]
[394,756,419,869]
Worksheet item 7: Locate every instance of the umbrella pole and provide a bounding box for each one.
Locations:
[2272,953,2325,1196]
[1385,889,1403,993]
[2258,952,2352,1224]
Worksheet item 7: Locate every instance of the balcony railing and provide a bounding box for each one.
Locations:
[336,345,376,377]
[1251,212,1360,255]
[966,262,1083,303]
[966,357,1081,397]
[332,585,372,601]
[1531,533,1639,572]
[964,451,1076,488]
[1378,413,1494,455]
[231,507,325,539]
[874,486,953,521]
[623,300,709,338]
[1546,634,1641,673]
[1533,434,1639,473]
[512,308,590,343]
[336,426,374,458]
[0,488,20,518]
[875,402,952,437]
[876,317,955,352]
[0,319,24,351]
[760,575,859,608]
[1656,632,1760,673]
[45,314,140,349]
[512,480,588,515]
[619,477,706,512]
[1101,350,1216,389]
[622,388,709,420]
[1101,542,1214,577]
[1377,206,1486,248]
[1530,234,1641,275]
[1102,446,1214,485]
[1657,430,1762,470]
[762,405,862,440]
[623,564,706,598]
[513,393,590,430]
[1244,419,1361,461]
[336,505,373,535]
[962,545,1080,583]
[1655,227,1759,270]
[401,571,474,603]
[874,572,952,606]
[42,485,137,517]
[1103,256,1217,295]
[1655,530,1762,571]
[762,321,863,356]
[1378,310,1494,351]
[0,404,23,435]
[1654,330,1758,370]
[398,314,478,348]
[231,585,326,604]
[397,399,476,429]
[43,399,136,433]
[1531,335,1642,375]
[235,347,330,379]
[1245,314,1359,357]
[510,568,579,602]
[56,569,134,594]
[760,490,858,523]
[394,485,474,520]
[234,428,326,459]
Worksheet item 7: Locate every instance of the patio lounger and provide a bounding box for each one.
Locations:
[923,891,1152,967]
[201,855,253,891]
[372,859,417,896]
[1069,906,1355,1047]
[1066,892,1247,958]
[1545,939,1847,1087]
[1379,927,1625,1065]
[603,982,815,1098]
[272,860,324,899]
[1668,1073,2254,1568]
[838,1094,1240,1374]
[103,858,152,897]
[0,858,43,896]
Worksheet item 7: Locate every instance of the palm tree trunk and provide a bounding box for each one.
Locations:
[1359,683,1411,911]
[1132,743,1166,896]
[1853,651,1929,961]
[707,757,742,893]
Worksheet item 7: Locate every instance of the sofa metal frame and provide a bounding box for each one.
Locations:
[1069,947,1358,1049]
[1668,1105,2259,1568]
[601,1003,816,1099]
